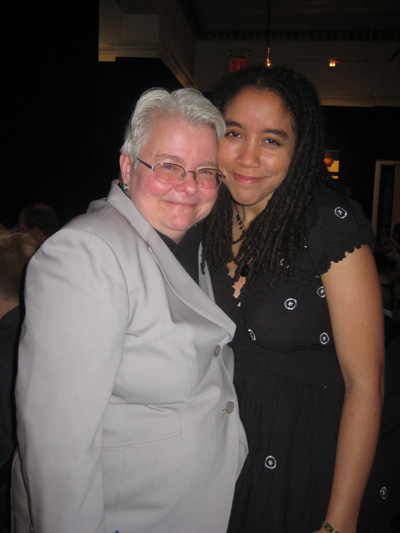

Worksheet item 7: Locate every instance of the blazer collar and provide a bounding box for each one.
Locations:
[106,181,235,338]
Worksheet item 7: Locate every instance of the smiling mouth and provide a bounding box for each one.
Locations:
[164,201,197,207]
[232,173,264,184]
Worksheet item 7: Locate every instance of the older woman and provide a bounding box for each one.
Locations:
[203,67,390,533]
[12,88,247,533]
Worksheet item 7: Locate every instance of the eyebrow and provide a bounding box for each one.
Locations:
[225,120,289,140]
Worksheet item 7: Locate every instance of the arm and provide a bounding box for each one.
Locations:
[313,245,385,533]
[16,229,129,533]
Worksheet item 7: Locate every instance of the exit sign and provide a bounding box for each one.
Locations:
[229,57,249,72]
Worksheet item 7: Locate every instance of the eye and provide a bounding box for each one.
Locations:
[263,138,281,146]
[161,163,179,172]
[225,130,241,139]
[196,168,214,176]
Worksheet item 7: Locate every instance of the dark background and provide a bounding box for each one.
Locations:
[2,3,399,228]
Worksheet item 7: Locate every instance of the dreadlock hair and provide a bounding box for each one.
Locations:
[202,66,337,286]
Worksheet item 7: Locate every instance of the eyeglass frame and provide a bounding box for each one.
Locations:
[136,157,224,189]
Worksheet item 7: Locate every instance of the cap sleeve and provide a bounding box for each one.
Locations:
[304,186,375,276]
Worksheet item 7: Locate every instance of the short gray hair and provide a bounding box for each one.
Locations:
[120,88,225,166]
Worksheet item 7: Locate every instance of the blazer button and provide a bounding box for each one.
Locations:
[213,345,221,357]
[224,401,235,414]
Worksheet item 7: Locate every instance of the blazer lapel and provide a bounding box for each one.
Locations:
[105,181,236,338]
[146,229,235,337]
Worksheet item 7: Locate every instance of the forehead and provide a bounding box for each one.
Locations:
[227,88,284,113]
[142,116,217,154]
[225,87,296,133]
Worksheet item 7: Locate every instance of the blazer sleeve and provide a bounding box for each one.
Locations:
[16,227,129,533]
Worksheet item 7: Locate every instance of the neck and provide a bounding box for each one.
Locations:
[234,203,263,228]
[0,298,19,320]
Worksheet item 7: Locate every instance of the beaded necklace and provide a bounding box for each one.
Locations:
[232,203,247,245]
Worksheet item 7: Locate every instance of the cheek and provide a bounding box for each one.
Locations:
[262,152,291,174]
[199,190,218,214]
[281,153,293,175]
[220,175,235,195]
[217,141,232,168]
[132,175,168,199]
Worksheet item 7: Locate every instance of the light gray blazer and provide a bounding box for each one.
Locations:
[12,181,247,533]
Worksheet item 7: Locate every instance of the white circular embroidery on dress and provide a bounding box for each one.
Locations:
[284,298,297,310]
[320,332,330,345]
[265,456,277,469]
[317,286,325,298]
[380,486,388,500]
[248,329,256,341]
[280,258,290,269]
[334,206,347,219]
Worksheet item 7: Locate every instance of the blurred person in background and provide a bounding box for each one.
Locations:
[0,226,37,532]
[17,204,60,245]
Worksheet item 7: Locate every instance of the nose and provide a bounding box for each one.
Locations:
[236,139,260,168]
[174,171,198,195]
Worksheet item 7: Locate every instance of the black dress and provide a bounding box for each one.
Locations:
[210,187,391,533]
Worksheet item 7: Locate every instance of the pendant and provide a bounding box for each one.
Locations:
[240,264,249,277]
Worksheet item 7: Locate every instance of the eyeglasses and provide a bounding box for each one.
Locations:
[136,158,224,189]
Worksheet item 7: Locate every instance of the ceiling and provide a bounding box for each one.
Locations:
[117,0,400,41]
[184,0,400,40]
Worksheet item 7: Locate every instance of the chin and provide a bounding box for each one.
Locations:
[171,215,199,227]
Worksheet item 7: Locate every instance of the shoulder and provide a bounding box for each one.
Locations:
[28,200,150,289]
[307,186,369,227]
[303,185,375,275]
[57,199,146,256]
[67,200,133,238]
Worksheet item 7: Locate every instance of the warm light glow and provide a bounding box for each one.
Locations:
[265,47,271,68]
[329,59,338,68]
[324,151,340,179]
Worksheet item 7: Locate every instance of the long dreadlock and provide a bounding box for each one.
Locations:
[202,66,338,286]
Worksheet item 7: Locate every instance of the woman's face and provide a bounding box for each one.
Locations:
[218,87,296,215]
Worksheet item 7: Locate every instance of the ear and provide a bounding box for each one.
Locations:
[119,153,134,186]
